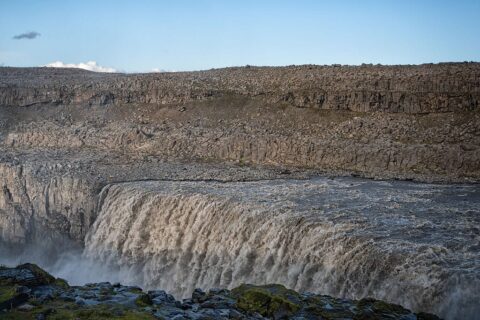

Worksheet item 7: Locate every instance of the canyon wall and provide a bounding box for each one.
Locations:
[1,63,479,113]
[0,162,96,247]
[1,64,479,182]
[4,111,480,181]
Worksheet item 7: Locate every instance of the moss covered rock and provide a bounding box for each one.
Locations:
[134,293,153,307]
[0,264,443,320]
[232,284,301,319]
[0,285,29,311]
[0,263,55,287]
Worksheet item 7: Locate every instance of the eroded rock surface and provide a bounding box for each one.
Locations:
[1,63,479,113]
[1,64,480,182]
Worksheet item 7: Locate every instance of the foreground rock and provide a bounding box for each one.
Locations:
[0,264,440,319]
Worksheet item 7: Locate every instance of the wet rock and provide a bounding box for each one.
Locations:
[134,293,153,307]
[16,303,34,311]
[148,289,176,305]
[192,288,207,303]
[0,264,442,319]
[0,263,55,287]
[0,291,29,311]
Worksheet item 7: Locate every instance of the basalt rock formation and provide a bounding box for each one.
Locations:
[0,263,441,319]
[1,63,479,113]
[0,64,479,320]
[1,64,479,183]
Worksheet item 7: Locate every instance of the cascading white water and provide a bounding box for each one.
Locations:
[82,178,480,320]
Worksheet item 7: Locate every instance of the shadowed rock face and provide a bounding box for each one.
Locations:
[0,161,96,245]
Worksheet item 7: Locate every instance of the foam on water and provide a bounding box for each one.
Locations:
[1,177,478,319]
[81,177,480,320]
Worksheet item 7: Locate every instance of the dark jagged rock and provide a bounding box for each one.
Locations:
[0,263,442,319]
[0,263,55,287]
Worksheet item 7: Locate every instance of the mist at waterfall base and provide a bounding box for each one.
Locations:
[1,177,479,320]
[0,237,141,287]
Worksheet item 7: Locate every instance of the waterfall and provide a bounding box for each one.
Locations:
[82,179,480,320]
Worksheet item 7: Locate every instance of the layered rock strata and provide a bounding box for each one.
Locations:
[1,63,479,113]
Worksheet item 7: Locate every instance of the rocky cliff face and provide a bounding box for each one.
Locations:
[0,161,96,247]
[0,149,314,248]
[5,110,479,181]
[1,63,479,113]
[1,64,479,182]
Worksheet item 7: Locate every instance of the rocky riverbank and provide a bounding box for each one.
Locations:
[0,263,441,320]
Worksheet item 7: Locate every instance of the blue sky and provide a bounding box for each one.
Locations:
[1,0,479,72]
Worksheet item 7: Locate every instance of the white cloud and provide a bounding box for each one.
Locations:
[44,61,117,73]
[150,68,175,73]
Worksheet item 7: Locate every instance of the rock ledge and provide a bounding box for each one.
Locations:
[0,264,441,319]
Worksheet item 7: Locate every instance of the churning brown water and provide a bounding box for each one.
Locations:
[2,177,479,319]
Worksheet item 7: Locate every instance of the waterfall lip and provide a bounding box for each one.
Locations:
[94,172,480,192]
[95,174,322,186]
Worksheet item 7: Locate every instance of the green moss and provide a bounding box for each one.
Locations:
[356,297,376,309]
[302,296,356,319]
[16,263,55,285]
[120,311,157,320]
[2,303,155,320]
[76,307,116,318]
[305,303,353,319]
[46,308,155,320]
[99,287,114,295]
[0,311,36,320]
[72,306,155,320]
[0,286,17,303]
[134,294,153,307]
[355,298,413,319]
[53,278,70,289]
[232,284,300,318]
[372,300,410,315]
[44,309,77,320]
[128,287,143,294]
